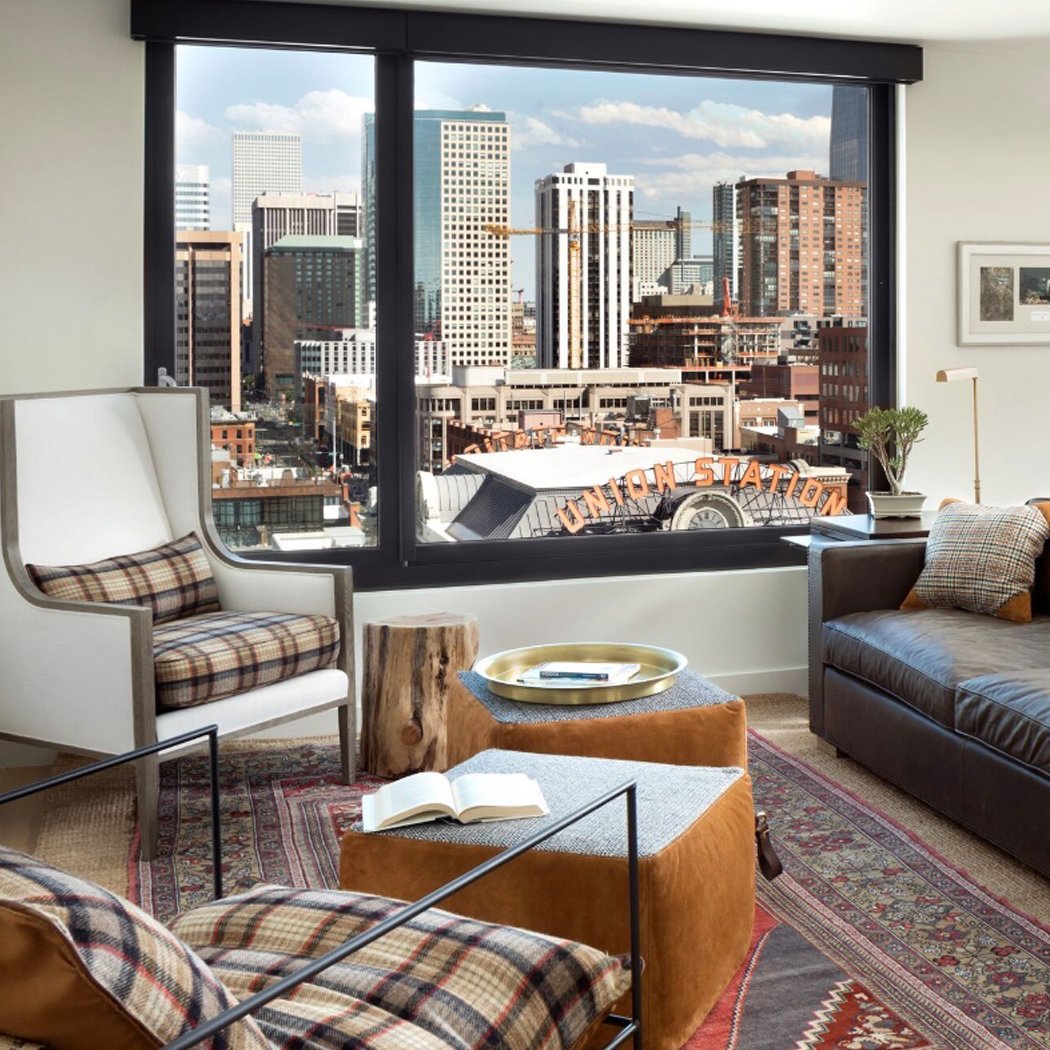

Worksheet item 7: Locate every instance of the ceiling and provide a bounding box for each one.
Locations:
[285,0,1050,45]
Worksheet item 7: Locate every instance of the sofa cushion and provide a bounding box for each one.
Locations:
[170,883,632,1050]
[153,610,340,710]
[822,609,1050,727]
[0,845,270,1050]
[901,502,1050,622]
[955,671,1050,775]
[26,531,220,626]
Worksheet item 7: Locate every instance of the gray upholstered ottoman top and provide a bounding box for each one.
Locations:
[458,667,736,724]
[351,749,745,858]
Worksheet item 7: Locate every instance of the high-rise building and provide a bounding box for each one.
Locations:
[175,164,210,230]
[362,109,511,367]
[631,220,676,300]
[712,180,741,303]
[737,169,865,318]
[674,205,692,260]
[261,234,364,400]
[175,231,242,412]
[830,86,868,182]
[535,162,633,369]
[232,131,302,304]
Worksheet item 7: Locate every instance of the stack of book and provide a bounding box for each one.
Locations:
[516,660,641,686]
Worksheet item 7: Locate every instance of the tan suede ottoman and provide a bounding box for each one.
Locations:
[340,749,756,1050]
[446,667,748,770]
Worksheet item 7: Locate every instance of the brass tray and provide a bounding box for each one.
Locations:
[473,642,688,705]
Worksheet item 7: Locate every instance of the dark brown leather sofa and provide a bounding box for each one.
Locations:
[808,538,1050,877]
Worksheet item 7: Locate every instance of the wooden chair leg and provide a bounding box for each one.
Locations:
[136,755,160,862]
[338,702,356,785]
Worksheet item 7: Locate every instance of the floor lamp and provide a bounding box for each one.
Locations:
[935,366,980,503]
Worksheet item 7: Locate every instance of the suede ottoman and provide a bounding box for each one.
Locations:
[339,749,756,1050]
[446,668,748,770]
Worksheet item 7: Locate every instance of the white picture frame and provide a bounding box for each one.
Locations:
[957,241,1050,345]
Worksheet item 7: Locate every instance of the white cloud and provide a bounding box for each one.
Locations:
[224,90,373,143]
[176,110,222,156]
[573,99,829,151]
[512,115,582,151]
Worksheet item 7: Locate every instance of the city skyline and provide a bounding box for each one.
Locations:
[176,46,840,298]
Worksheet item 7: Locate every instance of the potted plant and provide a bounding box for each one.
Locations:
[852,405,930,519]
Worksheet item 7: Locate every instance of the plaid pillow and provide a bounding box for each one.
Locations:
[0,846,270,1050]
[26,531,220,625]
[153,610,341,710]
[902,501,1050,622]
[170,883,632,1050]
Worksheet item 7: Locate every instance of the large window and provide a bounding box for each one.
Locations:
[135,2,920,588]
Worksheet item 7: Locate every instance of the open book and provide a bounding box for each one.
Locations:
[361,770,550,833]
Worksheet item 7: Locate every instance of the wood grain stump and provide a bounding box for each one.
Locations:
[359,612,480,777]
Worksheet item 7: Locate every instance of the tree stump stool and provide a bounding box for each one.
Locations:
[359,613,480,778]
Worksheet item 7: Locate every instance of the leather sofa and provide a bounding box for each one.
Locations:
[808,537,1050,877]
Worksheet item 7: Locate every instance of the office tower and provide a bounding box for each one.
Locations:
[535,162,633,369]
[830,85,868,182]
[232,131,302,303]
[334,192,361,236]
[261,234,364,400]
[175,164,210,230]
[362,109,512,367]
[737,169,865,318]
[175,231,242,412]
[631,220,676,300]
[712,180,741,304]
[674,205,692,260]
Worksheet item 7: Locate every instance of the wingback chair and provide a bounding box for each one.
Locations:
[0,387,355,858]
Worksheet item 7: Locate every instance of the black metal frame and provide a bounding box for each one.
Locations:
[0,725,224,899]
[0,730,642,1049]
[133,0,921,591]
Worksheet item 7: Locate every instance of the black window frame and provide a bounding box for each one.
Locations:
[133,0,920,591]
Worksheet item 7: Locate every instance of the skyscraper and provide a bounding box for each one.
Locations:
[631,220,676,299]
[363,109,511,367]
[232,131,303,304]
[535,162,633,369]
[712,180,741,304]
[829,86,868,182]
[737,169,865,318]
[175,231,242,412]
[175,164,210,230]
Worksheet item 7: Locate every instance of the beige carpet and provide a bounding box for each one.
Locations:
[23,693,1050,924]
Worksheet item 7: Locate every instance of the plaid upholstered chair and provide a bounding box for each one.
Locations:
[0,387,355,858]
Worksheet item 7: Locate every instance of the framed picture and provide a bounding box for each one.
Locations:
[957,241,1050,345]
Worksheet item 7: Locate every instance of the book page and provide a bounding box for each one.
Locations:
[450,772,549,823]
[361,771,457,832]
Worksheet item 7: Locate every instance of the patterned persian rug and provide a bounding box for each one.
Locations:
[130,734,1050,1049]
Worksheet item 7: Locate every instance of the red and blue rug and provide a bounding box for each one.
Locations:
[132,733,1049,1048]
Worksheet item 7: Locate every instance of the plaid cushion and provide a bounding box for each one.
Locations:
[0,846,270,1050]
[26,531,220,625]
[904,502,1050,621]
[154,611,341,710]
[170,884,632,1050]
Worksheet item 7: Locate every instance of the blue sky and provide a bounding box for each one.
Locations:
[177,45,837,296]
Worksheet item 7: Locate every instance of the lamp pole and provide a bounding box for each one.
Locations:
[970,374,980,504]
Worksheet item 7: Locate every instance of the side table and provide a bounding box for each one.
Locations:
[446,666,747,769]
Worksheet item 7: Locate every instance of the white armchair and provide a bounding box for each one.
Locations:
[0,387,355,858]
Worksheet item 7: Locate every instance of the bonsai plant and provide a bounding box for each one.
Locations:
[852,405,930,517]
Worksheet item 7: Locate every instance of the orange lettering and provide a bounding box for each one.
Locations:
[720,457,740,485]
[556,500,586,534]
[765,463,789,492]
[607,478,626,505]
[625,469,651,499]
[799,477,824,508]
[818,489,848,516]
[784,470,801,500]
[693,457,715,486]
[738,460,764,491]
[582,486,612,518]
[653,461,677,494]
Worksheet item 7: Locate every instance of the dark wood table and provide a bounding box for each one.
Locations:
[811,511,935,542]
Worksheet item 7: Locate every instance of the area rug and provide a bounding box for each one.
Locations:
[129,734,1050,1049]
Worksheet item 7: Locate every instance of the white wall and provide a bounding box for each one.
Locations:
[904,42,1050,507]
[0,0,143,393]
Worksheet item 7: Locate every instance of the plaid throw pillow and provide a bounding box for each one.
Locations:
[26,531,220,625]
[171,883,632,1050]
[0,846,270,1050]
[902,501,1050,622]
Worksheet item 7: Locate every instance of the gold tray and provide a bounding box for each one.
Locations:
[473,642,688,705]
